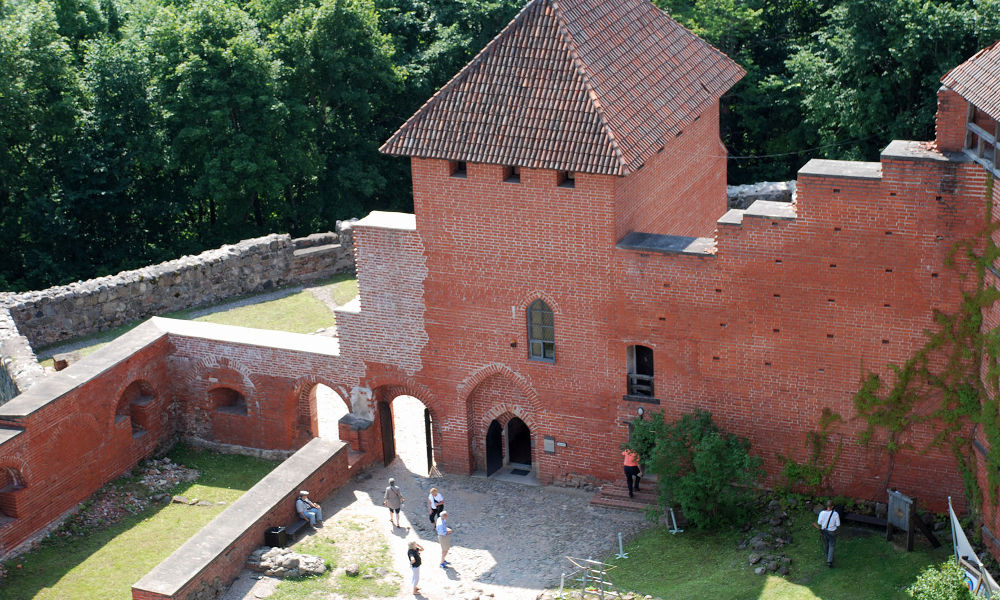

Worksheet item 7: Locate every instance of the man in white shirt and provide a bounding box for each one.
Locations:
[813,500,840,567]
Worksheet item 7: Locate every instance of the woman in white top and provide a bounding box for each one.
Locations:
[428,487,444,524]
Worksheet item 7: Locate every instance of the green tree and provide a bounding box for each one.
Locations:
[0,0,87,289]
[272,0,404,229]
[626,410,763,529]
[787,0,1000,163]
[70,36,180,273]
[144,0,290,241]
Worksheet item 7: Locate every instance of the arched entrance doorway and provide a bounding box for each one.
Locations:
[379,395,436,477]
[311,384,350,440]
[507,417,531,466]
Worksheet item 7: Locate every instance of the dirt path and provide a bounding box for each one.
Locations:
[222,463,649,600]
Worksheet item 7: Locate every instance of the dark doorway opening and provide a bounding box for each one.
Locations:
[424,408,434,474]
[378,401,394,467]
[486,420,503,476]
[507,417,531,465]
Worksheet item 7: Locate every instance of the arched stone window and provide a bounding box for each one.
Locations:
[211,387,248,415]
[527,299,555,362]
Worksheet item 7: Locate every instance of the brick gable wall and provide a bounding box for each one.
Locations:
[614,103,728,239]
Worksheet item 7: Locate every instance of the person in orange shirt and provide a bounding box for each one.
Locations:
[622,449,641,498]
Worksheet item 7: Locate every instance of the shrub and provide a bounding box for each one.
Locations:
[625,410,763,529]
[906,560,973,600]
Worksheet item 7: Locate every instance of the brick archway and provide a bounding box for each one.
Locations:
[462,366,541,473]
[291,378,353,445]
[369,381,442,474]
[0,463,26,519]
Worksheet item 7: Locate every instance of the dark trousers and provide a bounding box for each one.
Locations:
[624,465,641,496]
[429,505,443,524]
[821,530,836,564]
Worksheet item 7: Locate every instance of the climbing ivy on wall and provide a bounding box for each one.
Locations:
[787,175,1000,514]
[779,407,843,496]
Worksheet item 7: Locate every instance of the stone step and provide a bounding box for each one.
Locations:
[589,494,655,512]
[590,481,659,512]
[598,483,658,503]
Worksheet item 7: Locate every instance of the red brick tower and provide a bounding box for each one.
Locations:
[371,0,743,482]
[353,0,994,511]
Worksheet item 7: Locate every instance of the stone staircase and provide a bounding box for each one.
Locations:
[589,478,659,512]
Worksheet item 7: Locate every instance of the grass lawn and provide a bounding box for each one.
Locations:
[169,289,333,333]
[0,446,277,600]
[34,275,358,367]
[604,507,951,600]
[269,514,399,600]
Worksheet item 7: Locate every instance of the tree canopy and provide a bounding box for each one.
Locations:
[1,0,998,290]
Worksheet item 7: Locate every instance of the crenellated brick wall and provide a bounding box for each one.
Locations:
[338,133,988,515]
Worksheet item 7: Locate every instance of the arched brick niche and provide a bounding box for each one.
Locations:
[466,373,540,474]
[116,380,156,437]
[0,466,26,519]
[208,386,250,445]
[210,387,248,416]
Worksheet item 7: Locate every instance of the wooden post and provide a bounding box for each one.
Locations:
[906,507,916,552]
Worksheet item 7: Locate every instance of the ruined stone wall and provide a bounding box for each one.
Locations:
[0,223,356,404]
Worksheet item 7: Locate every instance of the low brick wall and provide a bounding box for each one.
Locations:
[132,437,352,600]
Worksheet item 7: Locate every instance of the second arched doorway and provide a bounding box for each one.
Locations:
[507,417,531,466]
[485,417,532,477]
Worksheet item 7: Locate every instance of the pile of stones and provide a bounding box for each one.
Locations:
[738,498,795,576]
[553,472,600,491]
[248,547,327,578]
[56,488,148,537]
[440,585,496,600]
[726,181,796,209]
[537,593,656,600]
[139,457,200,493]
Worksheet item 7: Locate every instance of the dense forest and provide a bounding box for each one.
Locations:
[1,0,999,291]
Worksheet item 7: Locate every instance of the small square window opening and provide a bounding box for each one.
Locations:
[504,166,521,183]
[557,171,575,188]
[449,161,467,178]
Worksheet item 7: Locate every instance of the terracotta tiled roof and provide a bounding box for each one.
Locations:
[380,0,744,176]
[942,41,1000,122]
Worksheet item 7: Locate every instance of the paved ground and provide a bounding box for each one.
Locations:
[222,399,649,599]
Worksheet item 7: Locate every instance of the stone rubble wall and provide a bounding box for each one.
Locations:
[0,221,356,404]
[727,181,796,209]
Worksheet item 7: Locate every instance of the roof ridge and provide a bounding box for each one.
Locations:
[547,0,630,174]
[378,0,546,157]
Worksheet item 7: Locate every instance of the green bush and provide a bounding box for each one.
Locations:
[625,410,763,529]
[906,560,973,600]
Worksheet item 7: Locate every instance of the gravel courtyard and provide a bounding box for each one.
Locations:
[222,400,650,599]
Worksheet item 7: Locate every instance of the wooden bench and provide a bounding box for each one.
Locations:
[286,517,309,540]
